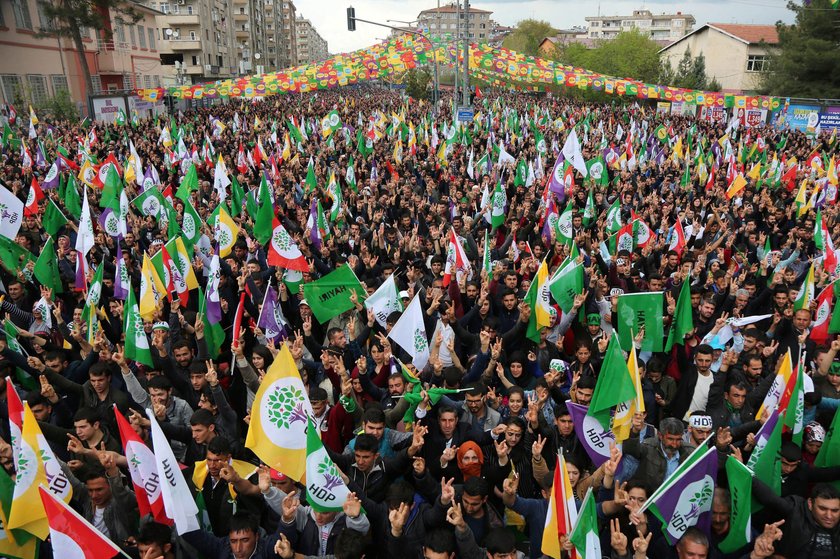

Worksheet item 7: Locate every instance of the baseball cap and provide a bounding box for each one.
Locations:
[586,313,601,326]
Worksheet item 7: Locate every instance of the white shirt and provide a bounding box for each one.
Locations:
[92,506,110,539]
[686,372,715,420]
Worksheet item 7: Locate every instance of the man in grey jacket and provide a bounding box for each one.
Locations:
[63,450,139,552]
[117,351,192,460]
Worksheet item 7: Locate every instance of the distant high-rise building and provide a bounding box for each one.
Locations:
[296,16,329,65]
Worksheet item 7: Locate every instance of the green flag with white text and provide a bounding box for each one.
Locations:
[616,292,664,352]
[302,265,366,324]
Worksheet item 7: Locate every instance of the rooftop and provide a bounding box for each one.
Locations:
[420,4,492,14]
[708,23,779,44]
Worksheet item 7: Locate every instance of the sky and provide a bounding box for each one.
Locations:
[295,0,797,55]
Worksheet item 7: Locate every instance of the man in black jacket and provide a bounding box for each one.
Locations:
[752,481,840,558]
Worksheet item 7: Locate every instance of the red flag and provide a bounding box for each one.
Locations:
[236,144,248,174]
[232,292,246,345]
[669,219,687,256]
[782,165,798,191]
[38,486,124,558]
[159,246,176,302]
[24,176,44,216]
[443,229,470,287]
[474,86,483,99]
[705,166,715,191]
[811,283,835,344]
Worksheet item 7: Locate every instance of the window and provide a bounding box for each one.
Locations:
[138,25,146,48]
[674,19,684,27]
[115,23,125,44]
[36,2,53,30]
[129,25,136,47]
[51,75,68,94]
[187,6,193,15]
[0,4,5,26]
[11,0,33,30]
[189,31,196,40]
[0,75,22,104]
[746,54,768,72]
[90,74,102,93]
[148,28,156,49]
[144,75,152,88]
[27,75,48,104]
[159,2,168,14]
[191,55,198,65]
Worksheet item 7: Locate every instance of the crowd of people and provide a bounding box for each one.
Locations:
[0,83,839,559]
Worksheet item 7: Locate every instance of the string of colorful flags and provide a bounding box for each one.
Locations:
[133,33,783,111]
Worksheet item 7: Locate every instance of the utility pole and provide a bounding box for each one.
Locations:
[454,0,460,107]
[462,0,470,106]
[434,0,440,107]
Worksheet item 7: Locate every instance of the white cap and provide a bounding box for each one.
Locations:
[299,299,310,307]
[399,290,409,299]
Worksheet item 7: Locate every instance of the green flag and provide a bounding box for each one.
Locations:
[0,236,35,275]
[514,159,527,187]
[42,198,68,237]
[582,189,596,227]
[175,163,198,203]
[616,292,664,352]
[132,186,164,218]
[81,262,104,323]
[198,285,225,359]
[4,319,23,355]
[302,265,366,324]
[33,237,63,294]
[304,159,318,195]
[1,122,14,149]
[482,229,492,275]
[124,287,154,368]
[0,462,38,554]
[523,277,541,344]
[181,199,202,247]
[605,198,622,233]
[585,156,608,186]
[490,180,506,230]
[665,280,694,352]
[100,164,122,210]
[588,332,635,425]
[254,175,275,246]
[718,457,752,554]
[783,360,805,446]
[547,261,583,313]
[230,174,245,217]
[815,403,840,490]
[64,174,82,220]
[568,488,600,558]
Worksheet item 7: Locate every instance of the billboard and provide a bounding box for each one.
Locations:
[819,106,840,130]
[785,104,820,132]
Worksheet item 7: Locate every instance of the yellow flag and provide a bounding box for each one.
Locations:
[7,404,72,540]
[215,205,238,258]
[799,184,821,217]
[139,254,160,320]
[78,159,96,187]
[757,351,793,420]
[394,138,403,165]
[193,458,257,499]
[535,259,552,329]
[437,141,447,165]
[173,237,199,290]
[725,174,747,200]
[747,162,761,181]
[245,343,314,482]
[28,106,37,125]
[828,156,838,186]
[282,133,291,161]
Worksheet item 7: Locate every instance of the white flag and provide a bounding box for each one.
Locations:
[467,148,475,180]
[213,155,231,202]
[497,141,515,166]
[129,140,144,186]
[0,182,24,240]
[388,294,430,370]
[147,410,200,535]
[562,129,588,177]
[75,185,94,257]
[364,274,404,328]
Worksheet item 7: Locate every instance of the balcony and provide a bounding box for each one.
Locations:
[235,28,250,39]
[184,64,204,75]
[165,14,200,25]
[168,39,202,51]
[234,11,248,21]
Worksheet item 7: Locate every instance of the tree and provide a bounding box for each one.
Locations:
[556,29,662,83]
[760,0,840,98]
[661,48,713,89]
[38,0,141,98]
[502,19,557,57]
[405,68,432,101]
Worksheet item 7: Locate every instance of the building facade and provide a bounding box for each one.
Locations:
[659,23,779,94]
[417,3,493,42]
[277,0,297,69]
[295,16,328,65]
[0,0,166,106]
[585,9,695,42]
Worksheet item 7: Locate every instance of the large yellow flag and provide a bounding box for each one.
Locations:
[214,205,238,258]
[245,343,313,481]
[7,404,72,540]
[139,253,160,320]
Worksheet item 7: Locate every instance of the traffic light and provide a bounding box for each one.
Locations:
[347,7,356,31]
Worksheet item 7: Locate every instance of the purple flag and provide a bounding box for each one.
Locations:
[113,244,128,300]
[35,143,47,168]
[42,161,60,189]
[642,444,718,545]
[547,155,566,199]
[566,401,615,467]
[308,198,322,250]
[257,285,286,342]
[75,256,87,291]
[541,198,556,246]
[98,208,120,238]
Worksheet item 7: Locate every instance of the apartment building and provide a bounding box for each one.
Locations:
[295,16,328,65]
[0,0,166,105]
[417,3,493,42]
[585,9,695,43]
